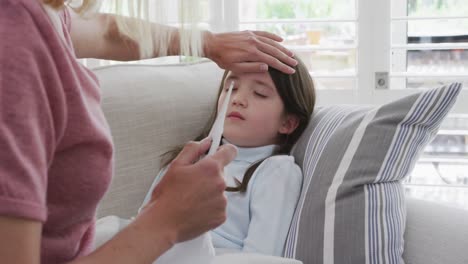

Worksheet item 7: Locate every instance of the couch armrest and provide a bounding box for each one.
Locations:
[403,197,468,264]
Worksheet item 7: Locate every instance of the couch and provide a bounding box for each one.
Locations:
[93,61,468,264]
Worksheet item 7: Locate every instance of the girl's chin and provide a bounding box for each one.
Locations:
[222,135,248,147]
[222,135,261,148]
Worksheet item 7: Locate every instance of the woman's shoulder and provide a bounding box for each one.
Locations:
[1,0,58,52]
[1,1,32,26]
[2,0,46,25]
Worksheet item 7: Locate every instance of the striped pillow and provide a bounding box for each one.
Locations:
[285,83,462,264]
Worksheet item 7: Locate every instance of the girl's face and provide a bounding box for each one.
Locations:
[218,71,298,148]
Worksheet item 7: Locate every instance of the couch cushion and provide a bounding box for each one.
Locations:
[403,198,468,264]
[95,61,224,218]
[285,83,462,264]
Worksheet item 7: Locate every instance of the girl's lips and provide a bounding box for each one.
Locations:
[227,111,245,120]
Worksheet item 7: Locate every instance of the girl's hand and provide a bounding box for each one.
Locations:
[203,31,298,75]
[145,137,237,243]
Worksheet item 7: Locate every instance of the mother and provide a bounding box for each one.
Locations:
[0,0,298,263]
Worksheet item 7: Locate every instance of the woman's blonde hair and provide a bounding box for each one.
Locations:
[43,0,96,13]
[43,0,203,59]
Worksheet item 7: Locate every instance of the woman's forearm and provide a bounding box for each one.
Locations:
[99,13,198,61]
[91,13,298,74]
[71,7,296,73]
[70,202,176,264]
[71,10,185,61]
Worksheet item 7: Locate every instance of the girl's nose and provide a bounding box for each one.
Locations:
[232,92,247,107]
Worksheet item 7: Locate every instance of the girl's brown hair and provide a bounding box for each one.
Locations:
[162,56,316,193]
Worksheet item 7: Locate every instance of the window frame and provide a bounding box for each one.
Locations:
[210,0,468,113]
[212,0,468,209]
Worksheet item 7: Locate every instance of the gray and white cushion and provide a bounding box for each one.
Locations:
[285,83,462,264]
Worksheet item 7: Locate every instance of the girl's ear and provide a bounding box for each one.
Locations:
[279,114,300,135]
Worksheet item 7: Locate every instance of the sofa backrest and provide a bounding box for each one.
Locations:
[95,62,468,264]
[95,61,224,218]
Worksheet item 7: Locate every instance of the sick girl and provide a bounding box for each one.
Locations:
[142,56,315,257]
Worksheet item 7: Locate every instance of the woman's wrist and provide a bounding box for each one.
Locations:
[76,202,177,264]
[137,201,178,250]
[202,30,215,60]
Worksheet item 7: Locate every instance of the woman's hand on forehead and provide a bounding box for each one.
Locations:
[203,31,298,75]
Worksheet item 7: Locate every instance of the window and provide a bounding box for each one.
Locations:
[391,0,468,210]
[238,0,358,90]
[218,0,468,209]
[391,0,468,90]
[84,0,468,209]
[406,114,468,210]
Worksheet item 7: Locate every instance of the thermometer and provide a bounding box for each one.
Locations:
[207,81,234,155]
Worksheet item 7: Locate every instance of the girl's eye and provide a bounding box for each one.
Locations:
[255,92,267,98]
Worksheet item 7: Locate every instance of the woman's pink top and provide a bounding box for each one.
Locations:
[0,0,114,263]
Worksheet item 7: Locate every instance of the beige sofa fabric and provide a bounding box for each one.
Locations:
[95,61,224,218]
[403,198,468,264]
[94,61,468,264]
